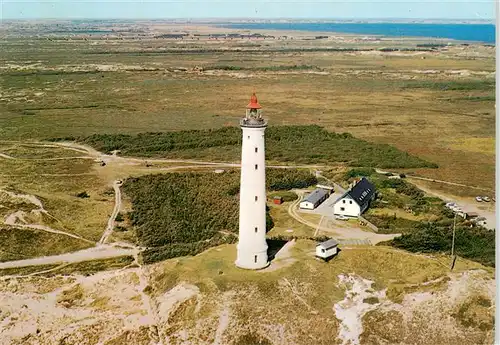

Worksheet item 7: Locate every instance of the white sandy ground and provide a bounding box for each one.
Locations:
[333,269,495,345]
[213,293,233,345]
[0,153,15,159]
[157,283,200,318]
[0,258,495,344]
[0,268,151,344]
[334,274,386,345]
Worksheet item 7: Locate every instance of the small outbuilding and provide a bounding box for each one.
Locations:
[273,196,284,205]
[466,212,479,220]
[316,184,335,194]
[299,188,329,210]
[316,239,339,260]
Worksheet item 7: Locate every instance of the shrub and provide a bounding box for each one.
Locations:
[115,212,124,222]
[363,214,421,234]
[390,222,495,267]
[344,168,375,179]
[76,191,89,198]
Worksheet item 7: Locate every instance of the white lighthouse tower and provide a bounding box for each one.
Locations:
[235,92,269,270]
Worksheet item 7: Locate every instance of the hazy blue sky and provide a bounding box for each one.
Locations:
[1,0,495,20]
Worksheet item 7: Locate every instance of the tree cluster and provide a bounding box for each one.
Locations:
[390,222,495,267]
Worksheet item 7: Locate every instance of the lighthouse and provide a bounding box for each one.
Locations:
[235,92,269,270]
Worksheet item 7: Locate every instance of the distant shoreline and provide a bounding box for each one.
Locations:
[218,22,495,44]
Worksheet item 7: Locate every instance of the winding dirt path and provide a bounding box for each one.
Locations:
[0,153,15,159]
[98,181,122,245]
[408,175,492,192]
[0,244,138,269]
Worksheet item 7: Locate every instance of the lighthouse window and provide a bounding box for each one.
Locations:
[349,200,353,204]
[254,255,257,263]
[255,164,258,170]
[255,227,258,233]
[247,136,250,139]
[255,147,258,153]
[255,196,258,201]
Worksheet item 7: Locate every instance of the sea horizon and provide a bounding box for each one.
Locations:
[220,22,496,44]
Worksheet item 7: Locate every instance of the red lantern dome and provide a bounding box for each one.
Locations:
[246,92,262,109]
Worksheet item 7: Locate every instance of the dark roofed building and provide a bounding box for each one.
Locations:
[333,177,376,217]
[348,177,376,211]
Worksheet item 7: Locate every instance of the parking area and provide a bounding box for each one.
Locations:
[445,201,495,230]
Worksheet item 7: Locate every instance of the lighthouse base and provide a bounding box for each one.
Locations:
[235,248,269,270]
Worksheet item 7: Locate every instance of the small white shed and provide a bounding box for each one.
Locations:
[316,239,339,260]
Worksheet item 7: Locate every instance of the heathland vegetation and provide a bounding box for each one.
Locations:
[122,169,317,264]
[59,125,437,169]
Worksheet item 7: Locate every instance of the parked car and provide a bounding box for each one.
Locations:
[335,215,349,221]
[475,196,483,202]
[445,202,456,208]
[482,196,491,202]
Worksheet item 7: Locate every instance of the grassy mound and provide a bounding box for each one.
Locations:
[59,125,437,169]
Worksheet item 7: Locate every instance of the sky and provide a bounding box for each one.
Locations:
[1,0,496,20]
